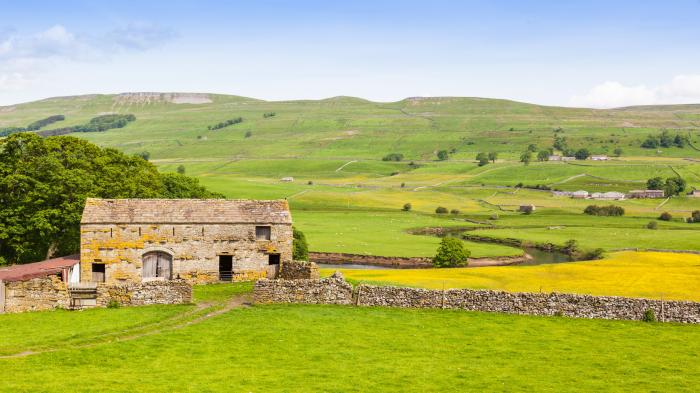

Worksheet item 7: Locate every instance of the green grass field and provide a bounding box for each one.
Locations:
[3,93,700,259]
[1,284,698,392]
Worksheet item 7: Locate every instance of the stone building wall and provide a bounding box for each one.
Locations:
[80,223,292,284]
[278,261,320,280]
[253,276,700,324]
[254,273,353,305]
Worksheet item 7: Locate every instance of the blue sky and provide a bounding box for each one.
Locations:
[1,0,699,107]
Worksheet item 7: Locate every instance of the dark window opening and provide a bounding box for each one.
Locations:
[268,254,281,265]
[172,227,175,236]
[138,227,142,236]
[110,228,113,238]
[92,263,106,283]
[256,226,271,240]
[219,255,233,281]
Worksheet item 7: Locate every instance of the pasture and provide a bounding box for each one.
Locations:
[0,283,698,392]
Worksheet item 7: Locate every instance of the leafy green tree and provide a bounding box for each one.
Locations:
[292,227,309,261]
[432,237,470,267]
[475,152,489,166]
[176,165,186,175]
[435,206,448,214]
[137,151,150,161]
[646,177,664,190]
[437,150,449,161]
[664,177,686,196]
[613,147,623,157]
[402,203,412,211]
[537,150,550,162]
[527,144,538,152]
[658,212,672,221]
[488,152,498,163]
[160,173,224,199]
[562,239,579,255]
[0,133,221,265]
[574,148,590,160]
[520,151,532,165]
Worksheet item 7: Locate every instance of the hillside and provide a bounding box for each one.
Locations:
[2,92,700,261]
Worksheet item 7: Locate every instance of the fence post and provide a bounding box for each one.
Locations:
[0,280,5,314]
[661,294,665,323]
[355,285,361,306]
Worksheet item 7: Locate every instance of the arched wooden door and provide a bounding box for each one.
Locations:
[142,251,173,279]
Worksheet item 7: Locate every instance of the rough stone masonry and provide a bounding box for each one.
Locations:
[254,273,700,323]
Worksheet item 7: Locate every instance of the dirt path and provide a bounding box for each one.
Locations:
[0,294,251,360]
[335,160,357,172]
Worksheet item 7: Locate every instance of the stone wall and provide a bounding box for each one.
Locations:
[254,273,353,305]
[1,278,192,313]
[254,275,700,323]
[278,261,320,280]
[309,252,433,268]
[80,222,293,285]
[97,279,192,307]
[3,276,70,313]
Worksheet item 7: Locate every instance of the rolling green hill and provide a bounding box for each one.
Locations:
[2,93,700,259]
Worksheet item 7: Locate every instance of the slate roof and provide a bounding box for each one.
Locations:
[0,254,80,282]
[81,198,292,224]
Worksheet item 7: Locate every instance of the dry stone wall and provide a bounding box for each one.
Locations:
[254,273,353,305]
[1,278,192,313]
[254,275,700,323]
[278,261,320,280]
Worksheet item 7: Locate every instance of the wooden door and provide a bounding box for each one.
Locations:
[143,252,172,279]
[157,253,172,279]
[143,253,158,278]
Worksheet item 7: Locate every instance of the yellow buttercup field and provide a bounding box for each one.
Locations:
[322,252,700,301]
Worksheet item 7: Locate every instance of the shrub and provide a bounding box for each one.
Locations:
[520,151,532,165]
[263,112,276,118]
[475,152,489,166]
[582,248,605,260]
[107,300,121,309]
[176,165,186,175]
[402,203,412,212]
[245,131,253,138]
[450,209,460,215]
[382,153,404,162]
[432,237,470,268]
[584,205,625,216]
[390,171,400,176]
[436,150,449,161]
[209,117,243,130]
[562,239,579,255]
[435,206,448,214]
[292,227,309,261]
[137,151,151,161]
[307,180,313,185]
[658,212,672,221]
[646,221,658,230]
[488,152,498,163]
[642,309,656,322]
[400,182,405,188]
[574,148,590,160]
[688,210,700,223]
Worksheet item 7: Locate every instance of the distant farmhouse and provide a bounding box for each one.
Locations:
[591,155,609,161]
[519,204,536,213]
[629,190,665,199]
[690,190,700,198]
[80,198,293,285]
[548,155,575,162]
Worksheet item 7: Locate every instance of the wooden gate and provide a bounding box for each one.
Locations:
[143,252,173,279]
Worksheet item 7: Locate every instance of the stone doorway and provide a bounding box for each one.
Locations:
[219,255,233,281]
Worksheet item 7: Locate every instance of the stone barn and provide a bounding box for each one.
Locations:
[79,198,293,285]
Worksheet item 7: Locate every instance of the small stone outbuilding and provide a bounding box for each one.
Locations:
[79,198,293,285]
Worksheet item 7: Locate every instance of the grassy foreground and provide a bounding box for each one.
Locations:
[322,251,700,301]
[0,285,698,392]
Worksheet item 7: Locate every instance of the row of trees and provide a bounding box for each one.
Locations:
[208,117,243,130]
[0,133,224,265]
[475,152,497,166]
[583,205,625,216]
[0,114,66,137]
[641,131,687,149]
[38,114,136,136]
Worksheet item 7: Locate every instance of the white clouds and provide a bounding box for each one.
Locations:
[571,75,700,108]
[0,72,35,91]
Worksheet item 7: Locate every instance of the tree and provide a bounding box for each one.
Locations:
[160,173,224,199]
[613,147,623,157]
[402,203,412,211]
[527,144,538,152]
[432,237,470,267]
[488,152,498,163]
[0,133,222,265]
[689,210,700,223]
[450,209,460,215]
[537,150,550,162]
[435,206,448,214]
[437,150,449,161]
[475,152,489,166]
[382,153,404,162]
[245,131,253,138]
[647,221,658,230]
[641,135,659,149]
[553,135,567,151]
[520,151,532,165]
[574,148,590,160]
[664,177,686,196]
[137,151,150,161]
[562,239,579,255]
[646,177,664,190]
[176,165,186,175]
[292,227,309,261]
